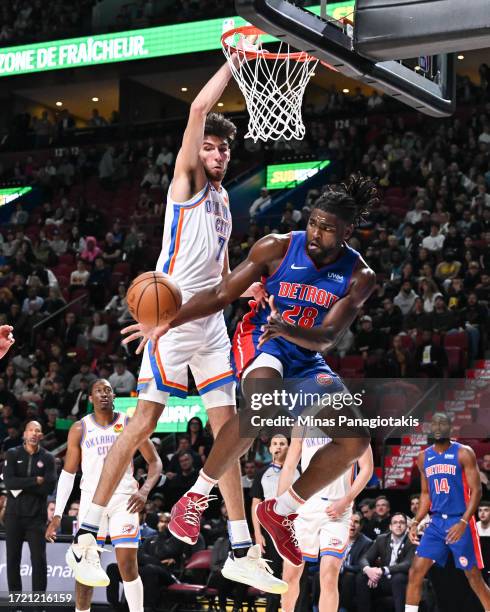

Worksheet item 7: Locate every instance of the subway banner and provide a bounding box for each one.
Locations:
[266,160,331,190]
[0,2,354,77]
[56,396,208,433]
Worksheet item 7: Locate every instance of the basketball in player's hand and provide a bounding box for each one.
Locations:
[126,271,182,327]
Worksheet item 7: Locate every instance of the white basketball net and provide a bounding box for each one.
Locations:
[222,29,318,143]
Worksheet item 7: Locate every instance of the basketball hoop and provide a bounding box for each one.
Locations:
[221,24,319,142]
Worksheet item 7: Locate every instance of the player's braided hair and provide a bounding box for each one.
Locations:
[204,112,237,144]
[314,174,379,225]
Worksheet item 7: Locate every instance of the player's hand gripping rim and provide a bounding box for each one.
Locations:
[258,295,289,348]
[121,322,170,355]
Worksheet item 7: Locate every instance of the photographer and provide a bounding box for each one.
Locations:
[2,421,56,593]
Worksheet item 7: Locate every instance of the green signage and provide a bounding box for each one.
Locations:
[0,2,354,77]
[56,396,208,433]
[0,186,32,206]
[266,160,331,190]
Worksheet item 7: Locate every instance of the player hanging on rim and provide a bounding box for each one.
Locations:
[68,57,285,594]
[278,427,373,612]
[122,174,378,568]
[45,379,162,612]
[405,412,490,612]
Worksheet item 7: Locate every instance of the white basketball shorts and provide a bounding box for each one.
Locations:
[79,491,140,549]
[137,312,236,409]
[295,497,351,562]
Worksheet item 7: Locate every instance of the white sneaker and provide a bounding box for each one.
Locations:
[66,533,110,587]
[221,544,288,594]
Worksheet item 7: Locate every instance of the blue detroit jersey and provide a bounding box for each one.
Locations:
[232,231,359,376]
[424,441,467,515]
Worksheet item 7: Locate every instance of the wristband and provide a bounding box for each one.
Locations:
[460,518,468,525]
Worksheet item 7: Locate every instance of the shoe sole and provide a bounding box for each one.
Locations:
[255,505,303,567]
[168,523,196,545]
[66,550,110,588]
[221,566,288,595]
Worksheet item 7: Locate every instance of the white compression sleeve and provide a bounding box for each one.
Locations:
[54,470,76,517]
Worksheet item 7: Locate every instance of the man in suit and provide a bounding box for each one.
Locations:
[338,511,372,612]
[356,512,415,612]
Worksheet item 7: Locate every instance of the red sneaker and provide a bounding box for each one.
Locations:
[255,498,302,567]
[169,492,215,544]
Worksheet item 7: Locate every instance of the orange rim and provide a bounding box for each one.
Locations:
[221,25,314,62]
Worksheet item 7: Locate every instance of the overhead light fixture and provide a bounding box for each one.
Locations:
[55,101,63,106]
[342,88,350,93]
[92,96,99,102]
[311,72,316,77]
[414,65,421,71]
[181,87,188,92]
[457,54,464,60]
[217,102,224,107]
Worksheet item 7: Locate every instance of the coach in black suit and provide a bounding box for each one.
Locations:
[338,511,373,612]
[356,512,415,612]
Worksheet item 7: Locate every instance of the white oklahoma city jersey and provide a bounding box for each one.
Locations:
[137,181,235,398]
[300,437,355,512]
[157,181,231,294]
[79,412,138,496]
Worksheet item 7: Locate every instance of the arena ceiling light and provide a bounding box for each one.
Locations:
[92,96,99,102]
[55,101,62,106]
[457,54,465,59]
[181,87,188,92]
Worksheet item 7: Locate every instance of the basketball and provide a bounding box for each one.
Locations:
[126,271,182,327]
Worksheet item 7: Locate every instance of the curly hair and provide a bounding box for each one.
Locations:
[313,174,380,225]
[204,112,237,144]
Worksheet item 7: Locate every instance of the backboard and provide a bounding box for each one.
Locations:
[235,0,456,117]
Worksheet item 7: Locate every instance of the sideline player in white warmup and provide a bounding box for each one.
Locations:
[279,429,373,612]
[46,379,162,612]
[69,56,283,593]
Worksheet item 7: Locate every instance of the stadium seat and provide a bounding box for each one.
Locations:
[340,355,365,378]
[445,346,463,374]
[59,253,75,266]
[324,354,340,372]
[444,331,469,351]
[113,262,131,277]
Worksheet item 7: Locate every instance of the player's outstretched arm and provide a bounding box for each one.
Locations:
[46,422,82,542]
[127,439,163,513]
[259,265,376,352]
[172,61,237,202]
[446,445,482,544]
[409,451,431,545]
[121,235,286,353]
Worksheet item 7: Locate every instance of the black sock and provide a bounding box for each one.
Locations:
[74,527,97,543]
[231,546,250,559]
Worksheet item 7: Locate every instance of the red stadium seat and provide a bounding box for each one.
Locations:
[324,354,340,372]
[59,253,75,266]
[113,262,131,277]
[445,346,462,374]
[340,355,365,378]
[444,332,469,351]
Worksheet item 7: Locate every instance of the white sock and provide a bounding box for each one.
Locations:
[405,606,419,611]
[275,486,305,516]
[189,469,218,496]
[76,608,90,612]
[228,520,252,550]
[123,576,144,612]
[80,503,105,532]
